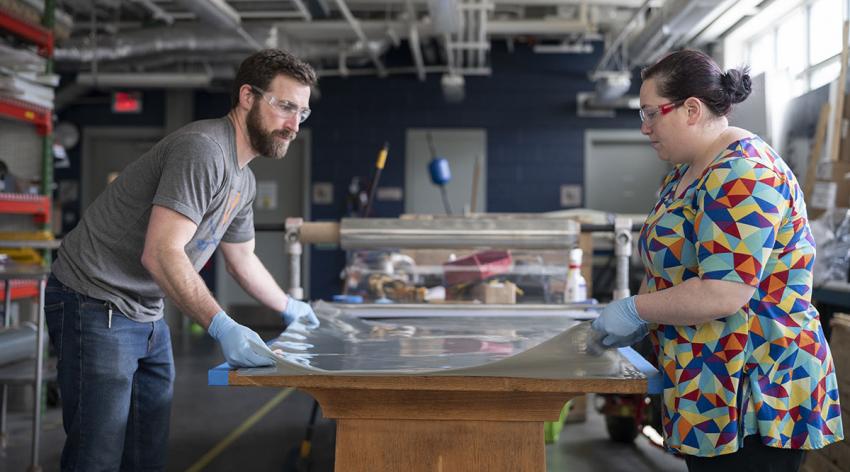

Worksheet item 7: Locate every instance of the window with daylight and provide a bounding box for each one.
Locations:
[726,0,846,98]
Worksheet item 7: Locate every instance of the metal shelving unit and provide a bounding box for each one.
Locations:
[0,6,55,198]
[0,4,56,471]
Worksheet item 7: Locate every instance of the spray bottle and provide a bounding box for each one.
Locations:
[566,248,587,303]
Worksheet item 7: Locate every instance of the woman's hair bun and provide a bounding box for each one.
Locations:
[721,68,752,104]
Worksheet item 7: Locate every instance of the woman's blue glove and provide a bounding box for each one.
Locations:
[590,296,648,348]
[281,298,320,329]
[208,311,275,367]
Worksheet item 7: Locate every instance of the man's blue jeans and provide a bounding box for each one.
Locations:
[45,275,175,471]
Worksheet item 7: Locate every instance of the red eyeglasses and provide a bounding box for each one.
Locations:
[639,102,682,125]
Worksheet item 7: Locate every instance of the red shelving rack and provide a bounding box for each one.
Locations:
[0,193,51,224]
[0,280,39,301]
[0,9,55,135]
[0,9,53,57]
[0,97,52,135]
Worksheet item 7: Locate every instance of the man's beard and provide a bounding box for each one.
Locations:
[246,102,296,160]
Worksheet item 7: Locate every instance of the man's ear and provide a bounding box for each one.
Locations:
[684,97,702,126]
[238,84,255,110]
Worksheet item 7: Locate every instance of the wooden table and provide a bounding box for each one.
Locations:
[210,348,657,471]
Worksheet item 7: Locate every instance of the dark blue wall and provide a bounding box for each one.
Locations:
[308,42,639,217]
[56,89,166,233]
[304,42,641,299]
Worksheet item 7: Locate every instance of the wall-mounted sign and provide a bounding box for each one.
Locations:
[112,92,142,113]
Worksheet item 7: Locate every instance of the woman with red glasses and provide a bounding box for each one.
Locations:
[591,49,843,471]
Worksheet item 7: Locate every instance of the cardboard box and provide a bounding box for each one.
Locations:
[803,448,845,472]
[471,281,517,304]
[839,92,850,163]
[808,162,850,219]
[830,314,850,393]
[818,441,850,471]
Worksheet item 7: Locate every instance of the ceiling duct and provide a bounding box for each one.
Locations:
[593,71,632,102]
[441,72,464,102]
[76,72,212,88]
[174,0,263,50]
[627,0,727,66]
[55,26,263,63]
[174,0,241,30]
[428,0,461,34]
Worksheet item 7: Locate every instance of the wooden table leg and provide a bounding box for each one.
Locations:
[335,418,544,472]
[304,388,574,472]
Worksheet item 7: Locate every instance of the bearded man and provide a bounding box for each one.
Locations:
[46,49,319,471]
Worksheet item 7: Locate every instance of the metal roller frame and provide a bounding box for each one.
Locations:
[284,216,632,303]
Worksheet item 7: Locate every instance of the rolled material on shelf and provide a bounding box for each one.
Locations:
[0,324,37,366]
[340,217,580,250]
[299,222,341,244]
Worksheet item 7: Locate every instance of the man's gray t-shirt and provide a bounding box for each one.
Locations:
[53,118,256,322]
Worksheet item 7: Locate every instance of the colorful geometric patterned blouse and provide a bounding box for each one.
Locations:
[638,135,844,456]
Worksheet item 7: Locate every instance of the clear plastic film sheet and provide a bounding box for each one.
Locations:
[243,301,646,381]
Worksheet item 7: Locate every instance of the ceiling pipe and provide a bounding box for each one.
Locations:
[174,0,264,50]
[592,0,650,75]
[332,0,388,77]
[129,0,175,25]
[627,0,725,66]
[317,64,490,77]
[405,0,427,81]
[487,18,595,36]
[274,18,596,40]
[76,72,212,88]
[290,0,314,21]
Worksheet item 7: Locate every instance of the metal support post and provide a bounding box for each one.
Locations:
[28,278,46,472]
[285,218,304,300]
[613,217,633,300]
[0,282,10,448]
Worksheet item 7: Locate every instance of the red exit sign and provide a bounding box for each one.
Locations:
[112,91,142,113]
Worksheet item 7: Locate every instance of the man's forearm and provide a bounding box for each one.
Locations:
[226,253,288,313]
[634,277,755,326]
[143,247,222,329]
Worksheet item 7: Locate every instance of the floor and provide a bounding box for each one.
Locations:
[0,327,686,472]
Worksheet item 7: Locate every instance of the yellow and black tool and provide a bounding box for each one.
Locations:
[362,142,389,217]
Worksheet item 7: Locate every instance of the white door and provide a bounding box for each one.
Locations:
[405,129,486,215]
[81,128,163,211]
[584,130,671,214]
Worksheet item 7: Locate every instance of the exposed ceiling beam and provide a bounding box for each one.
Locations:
[332,0,388,76]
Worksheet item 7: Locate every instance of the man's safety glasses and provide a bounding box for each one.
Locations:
[251,85,311,124]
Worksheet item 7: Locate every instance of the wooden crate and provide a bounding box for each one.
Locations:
[802,449,845,472]
[805,313,850,471]
[830,314,850,394]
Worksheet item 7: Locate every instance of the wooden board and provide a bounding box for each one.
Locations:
[226,372,648,395]
[829,20,849,162]
[803,103,831,197]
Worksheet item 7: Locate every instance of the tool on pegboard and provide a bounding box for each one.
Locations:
[427,133,453,215]
[363,142,389,217]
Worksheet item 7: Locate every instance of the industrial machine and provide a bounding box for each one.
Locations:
[284,214,611,306]
[280,214,662,452]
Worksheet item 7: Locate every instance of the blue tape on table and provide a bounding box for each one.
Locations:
[208,362,231,386]
[618,347,661,394]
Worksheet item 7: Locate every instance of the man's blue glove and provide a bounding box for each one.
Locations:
[281,298,320,329]
[208,311,275,367]
[590,296,648,348]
